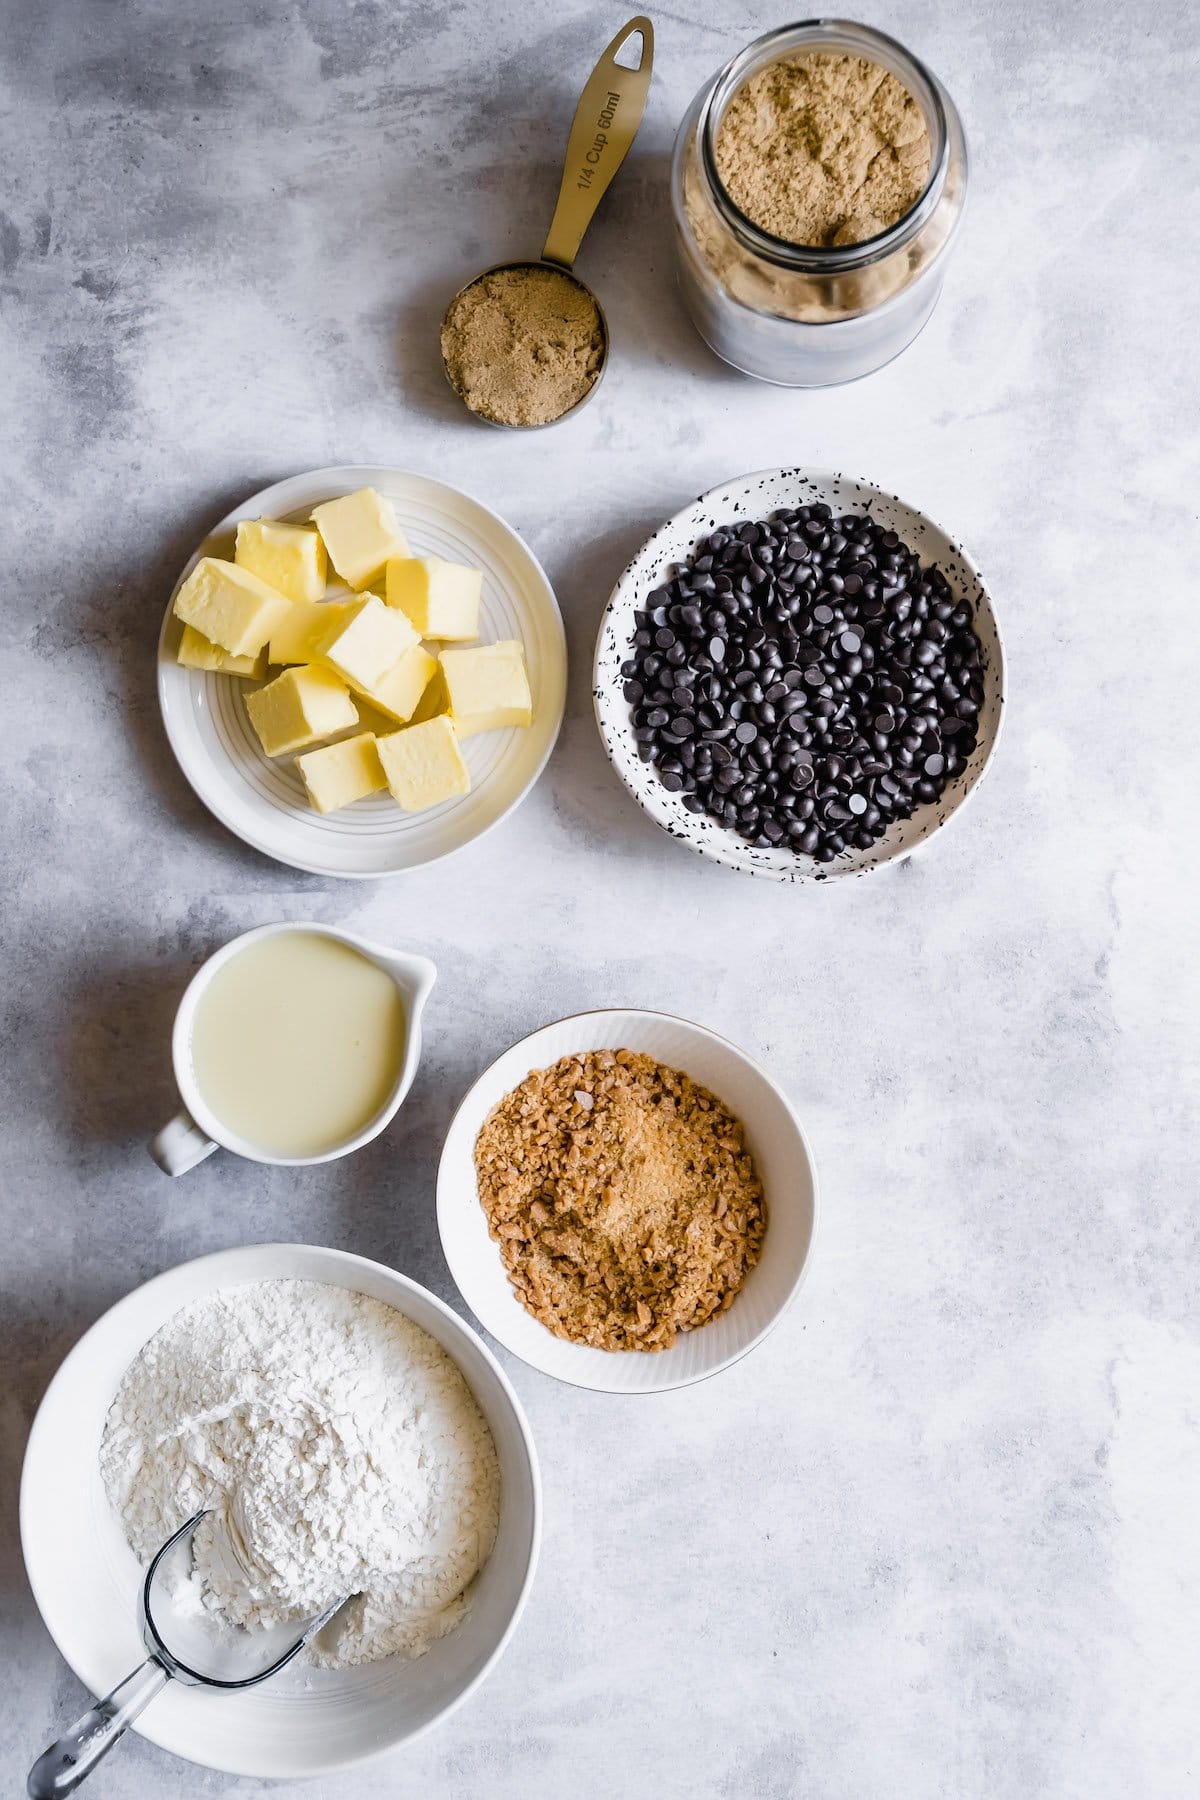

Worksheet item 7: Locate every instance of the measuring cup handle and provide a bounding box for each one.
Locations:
[542,15,654,269]
[27,1657,170,1798]
[149,1107,218,1177]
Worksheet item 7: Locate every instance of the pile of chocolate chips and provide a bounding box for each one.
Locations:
[622,503,985,862]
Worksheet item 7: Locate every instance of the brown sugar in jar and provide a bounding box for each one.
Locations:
[714,51,931,248]
[670,21,969,386]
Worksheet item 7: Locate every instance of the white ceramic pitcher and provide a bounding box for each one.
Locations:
[149,923,436,1175]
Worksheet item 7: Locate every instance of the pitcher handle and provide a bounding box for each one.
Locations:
[149,1108,218,1176]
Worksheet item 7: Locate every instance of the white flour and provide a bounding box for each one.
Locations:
[99,1279,500,1668]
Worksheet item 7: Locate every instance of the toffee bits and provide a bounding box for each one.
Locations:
[621,504,984,863]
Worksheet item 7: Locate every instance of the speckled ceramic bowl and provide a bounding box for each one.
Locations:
[593,469,1005,881]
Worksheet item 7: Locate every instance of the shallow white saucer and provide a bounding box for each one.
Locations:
[158,466,566,878]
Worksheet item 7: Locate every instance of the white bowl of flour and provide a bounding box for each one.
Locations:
[21,1244,541,1780]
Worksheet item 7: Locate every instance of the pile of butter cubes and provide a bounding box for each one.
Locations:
[173,486,532,815]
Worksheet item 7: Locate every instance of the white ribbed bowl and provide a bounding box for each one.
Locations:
[20,1245,540,1781]
[436,1010,818,1393]
[158,466,567,878]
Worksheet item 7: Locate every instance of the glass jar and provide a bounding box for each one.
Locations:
[670,20,968,386]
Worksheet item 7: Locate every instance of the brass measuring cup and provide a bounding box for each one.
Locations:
[440,16,654,428]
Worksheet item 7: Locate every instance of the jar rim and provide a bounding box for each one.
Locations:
[700,19,951,272]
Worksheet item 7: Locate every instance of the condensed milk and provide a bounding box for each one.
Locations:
[190,931,406,1157]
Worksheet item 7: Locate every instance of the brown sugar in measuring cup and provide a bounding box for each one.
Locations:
[440,17,653,429]
[441,262,607,429]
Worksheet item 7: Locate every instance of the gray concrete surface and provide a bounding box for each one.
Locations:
[2,1,1197,1794]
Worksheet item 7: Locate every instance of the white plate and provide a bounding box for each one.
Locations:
[158,466,567,878]
[436,1010,818,1394]
[21,1244,541,1781]
[593,468,1006,881]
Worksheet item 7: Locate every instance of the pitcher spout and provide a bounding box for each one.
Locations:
[401,954,437,1023]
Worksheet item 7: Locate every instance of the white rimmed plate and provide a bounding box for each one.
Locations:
[436,1009,818,1394]
[593,468,1005,880]
[158,466,567,878]
[20,1244,541,1781]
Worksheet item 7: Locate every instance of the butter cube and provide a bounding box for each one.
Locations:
[295,733,386,814]
[245,665,359,757]
[173,557,291,657]
[386,555,481,640]
[347,645,437,725]
[376,716,470,811]
[268,600,354,666]
[176,624,267,680]
[440,640,532,737]
[235,519,327,603]
[310,488,410,591]
[318,595,418,693]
